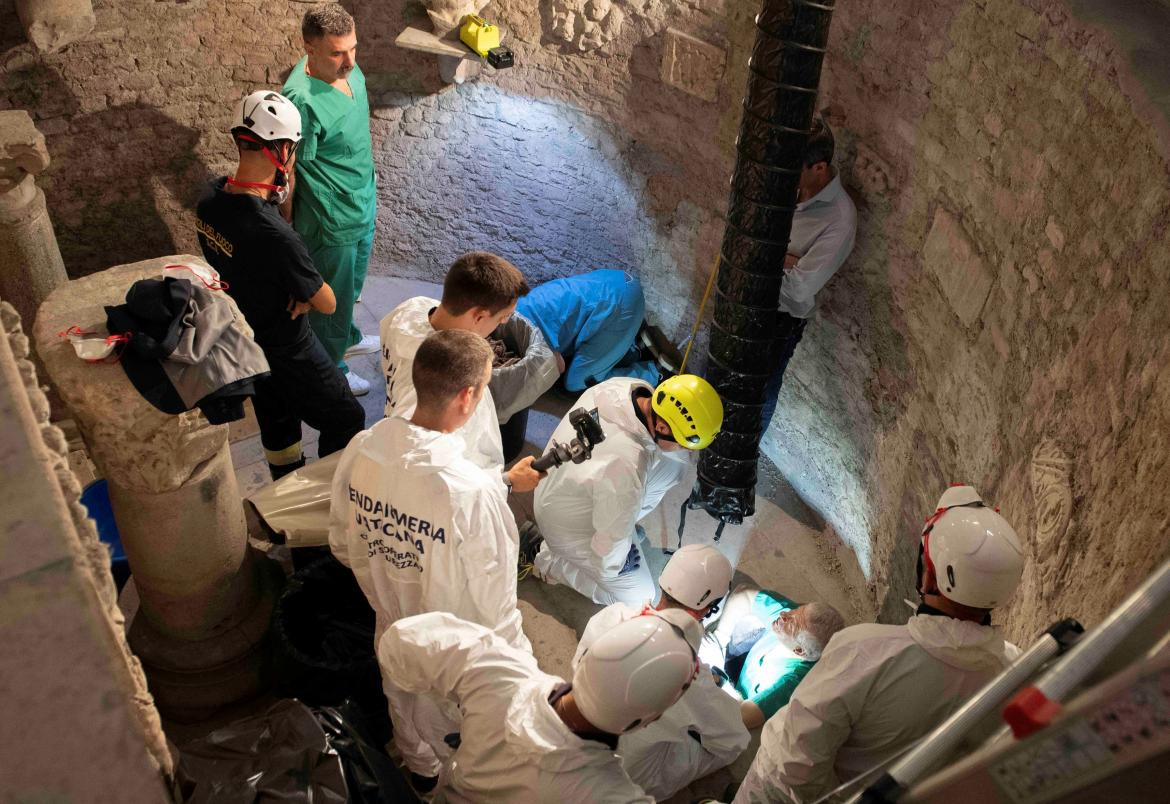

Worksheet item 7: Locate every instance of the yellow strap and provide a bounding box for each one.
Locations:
[264,442,304,466]
[679,253,721,375]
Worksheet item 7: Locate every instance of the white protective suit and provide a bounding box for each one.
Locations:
[380,611,655,804]
[533,378,691,605]
[328,416,530,776]
[379,296,504,470]
[573,603,750,800]
[733,613,1021,803]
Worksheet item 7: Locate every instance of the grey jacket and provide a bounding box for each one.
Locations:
[162,282,269,408]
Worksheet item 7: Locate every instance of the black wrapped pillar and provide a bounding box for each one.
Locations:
[694,0,836,523]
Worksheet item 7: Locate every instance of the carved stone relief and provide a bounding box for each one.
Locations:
[853,142,893,198]
[550,0,625,52]
[1030,439,1074,596]
[661,28,726,102]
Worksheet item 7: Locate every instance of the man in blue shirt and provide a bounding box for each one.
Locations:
[711,585,846,728]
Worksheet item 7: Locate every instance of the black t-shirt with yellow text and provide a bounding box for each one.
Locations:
[195,178,324,348]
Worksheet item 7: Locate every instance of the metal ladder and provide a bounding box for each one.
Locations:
[812,555,1170,804]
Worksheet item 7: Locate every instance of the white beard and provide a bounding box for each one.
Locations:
[773,627,805,658]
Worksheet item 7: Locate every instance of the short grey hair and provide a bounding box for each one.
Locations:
[302,3,355,40]
[796,602,846,660]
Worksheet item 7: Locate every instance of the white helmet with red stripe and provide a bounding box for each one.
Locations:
[659,544,733,611]
[229,90,302,204]
[572,608,700,734]
[919,485,1025,609]
[232,90,302,143]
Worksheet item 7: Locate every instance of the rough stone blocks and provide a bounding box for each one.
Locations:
[923,206,995,328]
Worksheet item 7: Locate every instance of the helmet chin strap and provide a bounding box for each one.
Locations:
[228,134,291,204]
[646,407,677,447]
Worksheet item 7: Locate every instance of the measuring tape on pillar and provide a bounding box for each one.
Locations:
[669,251,723,554]
[678,253,721,375]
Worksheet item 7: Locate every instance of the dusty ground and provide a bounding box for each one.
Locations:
[229,275,870,801]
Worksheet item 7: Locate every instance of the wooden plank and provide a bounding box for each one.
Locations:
[394,26,479,60]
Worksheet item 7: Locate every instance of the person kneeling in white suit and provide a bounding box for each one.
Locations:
[328,329,543,788]
[525,374,724,605]
[380,608,702,803]
[572,544,749,800]
[379,251,530,470]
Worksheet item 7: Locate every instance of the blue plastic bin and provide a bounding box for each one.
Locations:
[80,479,130,591]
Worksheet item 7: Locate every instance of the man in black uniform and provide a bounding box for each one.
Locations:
[196,90,364,479]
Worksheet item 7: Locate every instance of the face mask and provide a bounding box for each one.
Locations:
[59,326,130,362]
[271,168,290,205]
[163,262,228,291]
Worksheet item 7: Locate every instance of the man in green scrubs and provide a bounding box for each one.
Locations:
[712,586,846,728]
[283,3,378,396]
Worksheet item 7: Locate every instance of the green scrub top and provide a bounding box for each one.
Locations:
[282,57,376,246]
[735,590,817,719]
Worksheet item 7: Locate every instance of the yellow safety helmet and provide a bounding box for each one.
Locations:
[651,374,723,450]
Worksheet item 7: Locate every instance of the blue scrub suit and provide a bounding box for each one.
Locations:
[517,269,660,392]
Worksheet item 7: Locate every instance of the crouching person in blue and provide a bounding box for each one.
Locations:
[195,90,364,479]
[517,269,666,392]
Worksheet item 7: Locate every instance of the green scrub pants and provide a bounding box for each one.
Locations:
[306,226,374,373]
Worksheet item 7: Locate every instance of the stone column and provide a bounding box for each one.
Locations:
[0,110,68,333]
[15,0,96,53]
[34,255,282,721]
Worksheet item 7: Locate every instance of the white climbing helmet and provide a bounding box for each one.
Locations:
[231,90,302,144]
[652,606,704,652]
[659,544,733,610]
[920,485,1025,609]
[573,608,699,734]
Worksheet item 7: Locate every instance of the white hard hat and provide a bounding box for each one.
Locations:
[232,90,302,144]
[922,485,1025,609]
[936,484,984,509]
[659,544,733,610]
[651,606,705,652]
[573,609,699,734]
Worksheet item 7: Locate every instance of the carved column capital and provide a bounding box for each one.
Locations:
[422,0,490,35]
[15,0,96,53]
[0,110,50,199]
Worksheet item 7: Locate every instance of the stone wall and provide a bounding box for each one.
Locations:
[0,0,748,338]
[0,299,171,799]
[769,0,1170,640]
[5,0,1170,641]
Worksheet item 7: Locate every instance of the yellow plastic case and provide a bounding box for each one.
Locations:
[459,14,500,58]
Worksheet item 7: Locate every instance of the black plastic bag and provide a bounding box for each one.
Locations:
[177,699,348,804]
[316,700,418,804]
[177,699,418,804]
[271,556,385,710]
